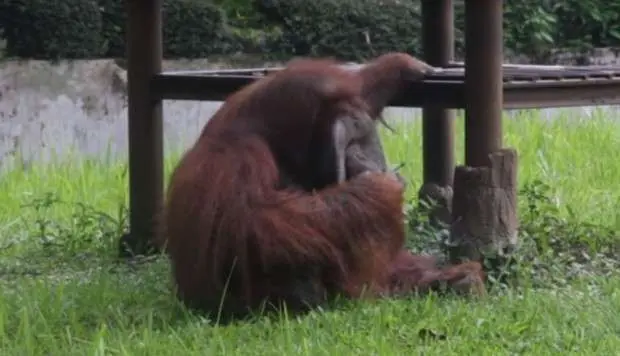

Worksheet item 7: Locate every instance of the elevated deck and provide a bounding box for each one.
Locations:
[152,63,620,109]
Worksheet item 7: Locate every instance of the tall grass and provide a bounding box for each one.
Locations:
[1,108,620,354]
[3,108,619,235]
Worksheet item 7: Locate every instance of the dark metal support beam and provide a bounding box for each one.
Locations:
[123,0,164,255]
[151,73,620,109]
[421,0,455,187]
[464,0,503,166]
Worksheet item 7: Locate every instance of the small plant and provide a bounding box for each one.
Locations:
[404,178,620,290]
[19,192,128,257]
[404,198,449,257]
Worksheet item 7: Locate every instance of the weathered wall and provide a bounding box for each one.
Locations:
[0,57,418,172]
[0,59,249,171]
[1,53,619,172]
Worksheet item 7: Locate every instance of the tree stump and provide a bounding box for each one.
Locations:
[448,148,519,265]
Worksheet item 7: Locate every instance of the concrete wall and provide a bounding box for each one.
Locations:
[0,59,229,171]
[1,54,619,172]
[0,58,419,172]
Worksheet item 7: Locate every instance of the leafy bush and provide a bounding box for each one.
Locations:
[254,0,620,62]
[459,0,620,61]
[211,0,263,28]
[98,0,127,58]
[254,0,423,61]
[0,0,104,59]
[0,0,237,59]
[97,0,239,59]
[406,179,620,290]
[497,0,620,61]
[162,0,239,58]
[18,192,127,257]
[552,1,620,52]
[0,0,618,61]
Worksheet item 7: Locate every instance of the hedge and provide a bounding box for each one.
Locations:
[255,0,620,61]
[0,0,238,59]
[98,0,239,58]
[254,0,423,61]
[0,0,104,59]
[0,0,618,61]
[162,0,240,58]
[99,0,126,58]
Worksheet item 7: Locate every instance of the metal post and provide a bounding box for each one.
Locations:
[122,0,164,256]
[421,0,455,186]
[464,0,503,166]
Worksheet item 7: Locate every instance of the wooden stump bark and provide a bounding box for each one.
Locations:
[448,148,519,264]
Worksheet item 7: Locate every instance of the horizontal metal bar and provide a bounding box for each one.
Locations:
[151,73,620,110]
[504,79,620,109]
[159,63,620,84]
[151,73,465,108]
[162,67,282,76]
[449,60,620,71]
[449,61,572,70]
[506,78,620,88]
[152,74,255,101]
[160,63,365,77]
[160,62,620,78]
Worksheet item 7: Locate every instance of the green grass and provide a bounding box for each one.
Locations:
[2,108,620,354]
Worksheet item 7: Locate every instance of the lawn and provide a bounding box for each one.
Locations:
[1,108,620,355]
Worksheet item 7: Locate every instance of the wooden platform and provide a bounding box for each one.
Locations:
[151,63,620,109]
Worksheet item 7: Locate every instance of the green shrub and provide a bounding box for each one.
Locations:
[211,0,263,28]
[162,0,239,58]
[98,0,127,58]
[0,0,237,60]
[1,0,618,61]
[255,0,620,62]
[0,0,104,59]
[455,0,620,61]
[552,1,620,51]
[254,0,423,61]
[96,0,239,59]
